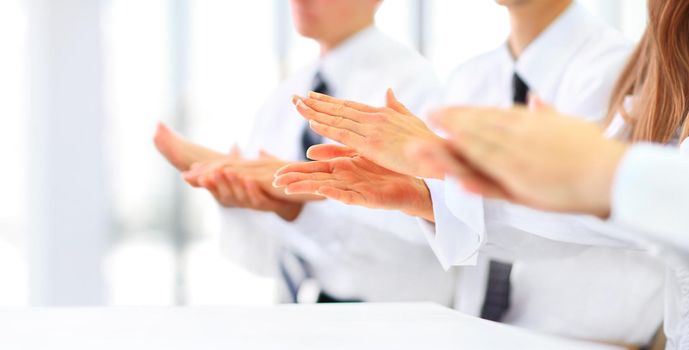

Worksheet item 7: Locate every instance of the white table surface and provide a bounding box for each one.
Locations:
[0,303,623,350]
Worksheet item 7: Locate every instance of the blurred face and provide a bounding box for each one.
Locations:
[494,0,568,8]
[290,0,378,41]
[494,0,531,6]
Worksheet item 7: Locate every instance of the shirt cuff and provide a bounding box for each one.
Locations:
[418,179,483,270]
[611,143,689,252]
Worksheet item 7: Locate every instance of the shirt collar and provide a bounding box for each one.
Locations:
[317,25,381,95]
[513,2,602,99]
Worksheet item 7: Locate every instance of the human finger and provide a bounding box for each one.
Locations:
[274,161,332,178]
[307,144,358,161]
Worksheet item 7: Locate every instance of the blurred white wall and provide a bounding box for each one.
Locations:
[579,0,648,40]
[0,0,28,306]
[26,0,109,305]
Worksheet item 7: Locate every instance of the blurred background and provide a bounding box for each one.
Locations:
[0,0,647,307]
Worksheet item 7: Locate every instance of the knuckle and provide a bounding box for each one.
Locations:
[331,115,344,126]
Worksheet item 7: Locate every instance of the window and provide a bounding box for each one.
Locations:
[103,0,176,305]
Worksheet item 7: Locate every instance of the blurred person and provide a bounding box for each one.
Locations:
[415,0,689,344]
[421,106,689,349]
[420,106,688,241]
[154,0,456,305]
[275,0,666,347]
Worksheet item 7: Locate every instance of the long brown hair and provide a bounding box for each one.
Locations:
[606,0,689,143]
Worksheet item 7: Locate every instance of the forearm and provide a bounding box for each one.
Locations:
[274,202,304,222]
[575,140,628,218]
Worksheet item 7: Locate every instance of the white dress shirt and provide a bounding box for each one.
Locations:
[219,26,456,304]
[612,142,689,251]
[422,3,665,345]
[608,141,689,350]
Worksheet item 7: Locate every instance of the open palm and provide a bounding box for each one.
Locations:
[274,155,432,220]
[293,90,444,179]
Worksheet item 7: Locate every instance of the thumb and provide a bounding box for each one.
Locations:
[527,94,554,113]
[153,122,177,147]
[258,149,278,160]
[229,144,242,159]
[155,121,171,135]
[307,144,358,161]
[386,88,413,115]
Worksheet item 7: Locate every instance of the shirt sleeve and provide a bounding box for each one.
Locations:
[218,207,291,277]
[219,196,446,288]
[418,179,483,270]
[289,200,435,263]
[610,143,689,254]
[484,202,635,248]
[421,184,640,267]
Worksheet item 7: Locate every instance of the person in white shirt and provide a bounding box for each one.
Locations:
[154,0,455,304]
[421,107,689,349]
[416,1,689,343]
[276,1,665,347]
[418,106,689,252]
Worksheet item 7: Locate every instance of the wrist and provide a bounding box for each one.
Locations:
[421,134,449,180]
[275,202,304,222]
[402,178,435,222]
[579,140,629,218]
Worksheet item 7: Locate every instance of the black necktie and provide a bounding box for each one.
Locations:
[479,72,530,322]
[512,72,529,105]
[300,72,330,160]
[480,260,513,321]
[279,72,331,303]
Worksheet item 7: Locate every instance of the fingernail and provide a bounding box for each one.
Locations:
[274,166,287,176]
[297,99,310,110]
[309,91,323,98]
